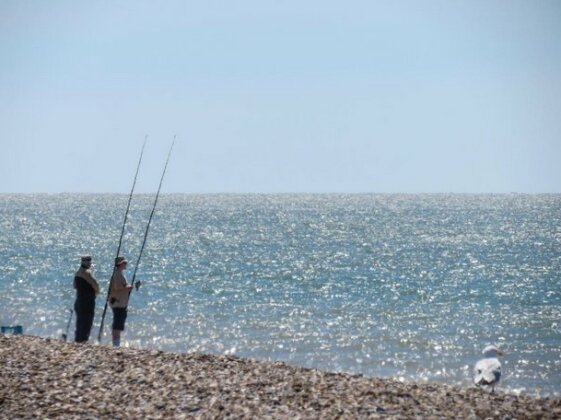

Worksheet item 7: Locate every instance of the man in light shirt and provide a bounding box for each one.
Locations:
[108,256,134,347]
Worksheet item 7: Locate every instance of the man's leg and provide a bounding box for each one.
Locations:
[75,307,86,342]
[83,305,95,342]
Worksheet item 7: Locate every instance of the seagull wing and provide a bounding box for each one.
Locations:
[474,357,501,386]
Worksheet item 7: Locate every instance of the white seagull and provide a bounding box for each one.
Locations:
[474,345,504,393]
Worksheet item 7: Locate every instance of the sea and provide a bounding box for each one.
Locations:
[1,193,560,397]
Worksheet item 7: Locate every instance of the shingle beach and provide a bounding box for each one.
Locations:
[1,335,559,419]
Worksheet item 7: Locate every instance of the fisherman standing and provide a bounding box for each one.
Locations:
[108,256,134,347]
[73,256,100,343]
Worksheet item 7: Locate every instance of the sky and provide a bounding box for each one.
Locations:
[1,0,560,193]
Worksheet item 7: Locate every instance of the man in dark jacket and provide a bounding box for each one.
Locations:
[73,255,100,343]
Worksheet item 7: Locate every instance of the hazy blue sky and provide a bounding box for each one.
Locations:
[1,1,560,193]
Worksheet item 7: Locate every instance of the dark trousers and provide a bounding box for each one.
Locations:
[74,299,95,343]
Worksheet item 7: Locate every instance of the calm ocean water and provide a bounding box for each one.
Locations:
[1,194,560,396]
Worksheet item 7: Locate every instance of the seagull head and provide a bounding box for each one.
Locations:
[482,345,504,358]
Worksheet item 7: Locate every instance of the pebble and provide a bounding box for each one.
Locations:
[1,335,560,419]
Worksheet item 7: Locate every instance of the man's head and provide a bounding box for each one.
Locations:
[81,256,92,268]
[115,256,128,268]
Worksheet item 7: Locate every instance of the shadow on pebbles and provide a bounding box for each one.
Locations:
[1,335,559,419]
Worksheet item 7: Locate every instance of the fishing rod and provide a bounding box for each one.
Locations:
[61,308,73,341]
[97,136,147,343]
[129,135,175,292]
